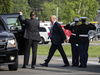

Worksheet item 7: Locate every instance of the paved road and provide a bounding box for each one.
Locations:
[0,55,100,75]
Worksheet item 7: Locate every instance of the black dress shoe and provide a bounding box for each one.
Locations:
[71,65,76,67]
[78,65,84,68]
[84,66,87,68]
[22,65,27,68]
[61,64,70,67]
[75,65,79,67]
[31,65,35,68]
[71,64,79,67]
[40,63,48,67]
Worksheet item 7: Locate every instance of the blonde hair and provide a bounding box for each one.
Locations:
[51,15,57,20]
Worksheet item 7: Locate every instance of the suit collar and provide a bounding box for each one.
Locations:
[31,18,35,19]
[52,21,56,25]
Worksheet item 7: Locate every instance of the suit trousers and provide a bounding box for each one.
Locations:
[23,39,38,66]
[79,43,89,66]
[45,44,69,65]
[71,44,79,65]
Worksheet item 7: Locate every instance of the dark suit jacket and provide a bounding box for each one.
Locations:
[51,22,66,45]
[64,24,78,44]
[77,23,96,43]
[19,15,41,41]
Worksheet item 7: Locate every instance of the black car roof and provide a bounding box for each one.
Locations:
[0,13,20,18]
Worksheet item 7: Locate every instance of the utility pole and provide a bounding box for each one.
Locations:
[56,7,58,21]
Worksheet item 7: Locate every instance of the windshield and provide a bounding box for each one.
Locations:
[7,18,22,30]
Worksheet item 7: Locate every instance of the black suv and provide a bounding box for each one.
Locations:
[0,13,25,71]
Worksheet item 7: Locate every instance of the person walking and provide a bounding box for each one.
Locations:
[19,11,41,68]
[78,17,96,68]
[40,15,69,67]
[64,18,80,67]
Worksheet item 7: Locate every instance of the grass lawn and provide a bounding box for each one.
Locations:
[90,41,100,43]
[30,45,100,57]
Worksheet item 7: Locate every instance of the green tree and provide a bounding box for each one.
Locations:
[38,2,57,21]
[28,0,46,8]
[28,0,47,18]
[0,0,12,13]
[12,0,31,18]
[38,0,66,21]
[50,0,66,21]
[96,0,100,4]
[63,0,99,24]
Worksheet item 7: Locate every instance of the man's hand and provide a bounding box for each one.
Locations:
[76,44,78,47]
[86,21,90,24]
[64,39,67,43]
[19,12,23,15]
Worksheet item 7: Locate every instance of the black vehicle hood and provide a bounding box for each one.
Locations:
[0,31,14,39]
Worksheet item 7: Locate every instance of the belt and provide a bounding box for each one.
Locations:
[79,35,88,37]
[71,33,76,36]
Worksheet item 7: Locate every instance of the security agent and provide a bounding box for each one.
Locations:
[64,18,79,67]
[77,17,96,68]
[19,12,41,68]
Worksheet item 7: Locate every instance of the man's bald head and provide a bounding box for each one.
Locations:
[50,15,57,23]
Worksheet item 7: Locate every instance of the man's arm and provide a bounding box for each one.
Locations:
[88,23,96,30]
[64,22,75,30]
[19,12,25,24]
[57,23,67,42]
[64,24,71,30]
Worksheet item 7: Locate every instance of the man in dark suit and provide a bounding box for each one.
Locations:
[19,11,41,68]
[40,15,69,67]
[78,17,96,68]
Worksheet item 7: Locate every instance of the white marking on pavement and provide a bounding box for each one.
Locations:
[87,61,100,65]
[57,58,100,65]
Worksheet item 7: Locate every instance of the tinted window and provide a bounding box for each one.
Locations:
[97,28,100,33]
[0,20,5,31]
[7,18,22,30]
[39,27,46,32]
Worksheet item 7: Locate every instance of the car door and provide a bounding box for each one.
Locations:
[0,13,25,55]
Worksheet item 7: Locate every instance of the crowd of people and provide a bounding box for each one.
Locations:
[19,11,96,69]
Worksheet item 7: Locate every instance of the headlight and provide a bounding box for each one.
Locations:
[7,39,17,48]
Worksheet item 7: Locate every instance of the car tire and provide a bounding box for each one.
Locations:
[39,37,44,44]
[8,56,18,71]
[44,42,49,44]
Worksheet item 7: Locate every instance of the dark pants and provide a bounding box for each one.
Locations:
[23,39,38,66]
[71,44,79,65]
[79,43,89,66]
[45,44,69,65]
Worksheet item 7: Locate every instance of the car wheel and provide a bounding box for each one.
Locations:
[39,37,44,44]
[8,56,18,71]
[44,42,49,44]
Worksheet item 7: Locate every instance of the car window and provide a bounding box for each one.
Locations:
[97,28,100,33]
[7,18,22,30]
[39,27,46,32]
[0,20,5,31]
[48,27,51,31]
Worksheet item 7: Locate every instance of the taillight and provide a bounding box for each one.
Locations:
[48,33,50,36]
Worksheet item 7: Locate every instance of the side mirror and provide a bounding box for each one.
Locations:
[10,26,18,31]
